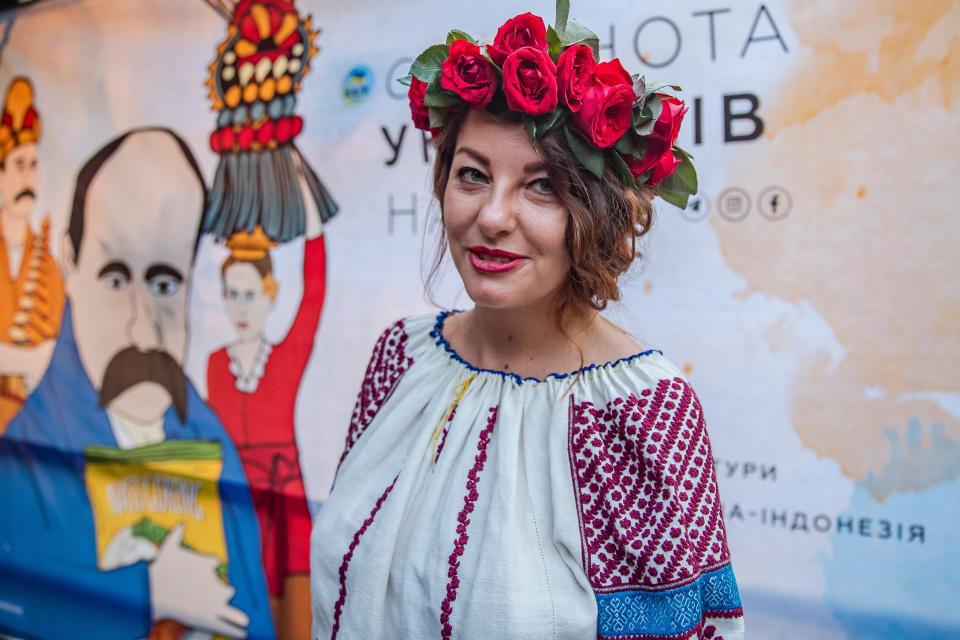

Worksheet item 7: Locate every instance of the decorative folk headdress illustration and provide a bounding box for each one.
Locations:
[203,0,337,242]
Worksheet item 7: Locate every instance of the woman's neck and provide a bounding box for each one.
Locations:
[451,301,597,379]
[231,332,267,375]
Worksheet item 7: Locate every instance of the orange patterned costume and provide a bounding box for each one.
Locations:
[0,78,64,433]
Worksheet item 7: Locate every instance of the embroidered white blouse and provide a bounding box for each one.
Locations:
[311,311,745,640]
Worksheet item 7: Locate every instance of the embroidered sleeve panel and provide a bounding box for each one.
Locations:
[338,319,413,467]
[568,377,744,639]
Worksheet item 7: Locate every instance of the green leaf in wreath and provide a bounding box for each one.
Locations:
[674,144,695,160]
[398,73,413,87]
[644,94,663,121]
[546,26,563,60]
[608,150,637,188]
[411,44,450,84]
[564,126,605,179]
[635,95,662,135]
[645,81,684,97]
[554,0,570,38]
[534,109,566,137]
[634,115,654,136]
[424,81,459,108]
[672,146,698,194]
[633,76,647,110]
[428,106,449,130]
[560,20,600,60]
[446,30,477,45]
[614,129,645,157]
[655,185,690,210]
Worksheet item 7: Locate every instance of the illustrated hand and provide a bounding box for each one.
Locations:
[148,523,250,638]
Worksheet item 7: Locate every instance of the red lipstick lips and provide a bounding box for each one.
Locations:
[468,245,527,274]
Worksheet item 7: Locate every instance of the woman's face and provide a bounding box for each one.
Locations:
[223,262,274,342]
[443,110,570,311]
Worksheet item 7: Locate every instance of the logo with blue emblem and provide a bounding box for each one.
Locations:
[342,65,374,105]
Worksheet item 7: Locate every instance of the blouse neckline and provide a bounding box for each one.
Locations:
[428,309,663,386]
[226,339,273,393]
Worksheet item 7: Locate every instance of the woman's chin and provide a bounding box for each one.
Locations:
[463,282,532,311]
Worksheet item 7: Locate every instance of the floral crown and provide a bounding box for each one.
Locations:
[402,0,697,209]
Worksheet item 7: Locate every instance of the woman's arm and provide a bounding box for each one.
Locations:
[568,377,745,639]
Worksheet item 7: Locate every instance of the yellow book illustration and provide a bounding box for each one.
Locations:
[84,440,228,579]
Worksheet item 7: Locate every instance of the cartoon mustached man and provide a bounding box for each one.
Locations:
[0,129,273,639]
[0,77,64,434]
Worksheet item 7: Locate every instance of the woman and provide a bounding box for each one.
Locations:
[311,5,744,639]
[207,214,325,639]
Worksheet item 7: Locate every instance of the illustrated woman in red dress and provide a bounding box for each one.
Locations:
[206,211,325,638]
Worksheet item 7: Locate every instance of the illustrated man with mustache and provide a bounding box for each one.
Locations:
[0,77,64,434]
[0,129,273,639]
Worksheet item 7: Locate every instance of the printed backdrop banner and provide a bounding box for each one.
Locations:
[0,0,957,638]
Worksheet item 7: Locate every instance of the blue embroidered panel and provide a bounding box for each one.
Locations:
[596,564,742,638]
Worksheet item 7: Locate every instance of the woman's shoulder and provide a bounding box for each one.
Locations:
[570,316,689,395]
[364,311,442,351]
[355,311,447,374]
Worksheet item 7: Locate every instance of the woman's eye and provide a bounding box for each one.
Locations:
[530,178,556,196]
[456,167,488,184]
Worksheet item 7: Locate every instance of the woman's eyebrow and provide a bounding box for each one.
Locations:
[454,147,491,167]
[523,161,547,174]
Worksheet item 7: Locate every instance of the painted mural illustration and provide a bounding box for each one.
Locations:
[0,2,337,638]
[0,77,64,434]
[0,128,273,638]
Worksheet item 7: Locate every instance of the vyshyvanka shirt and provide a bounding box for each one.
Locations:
[311,311,745,640]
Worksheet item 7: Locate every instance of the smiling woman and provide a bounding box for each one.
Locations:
[310,3,744,639]
[430,106,656,377]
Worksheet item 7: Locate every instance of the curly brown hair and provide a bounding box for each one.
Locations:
[428,108,655,325]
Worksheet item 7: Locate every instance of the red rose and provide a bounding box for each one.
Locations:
[440,40,498,110]
[556,44,595,112]
[572,81,635,148]
[408,77,431,131]
[502,46,558,116]
[648,149,681,184]
[624,95,688,185]
[593,58,632,88]
[650,94,687,150]
[486,12,548,66]
[624,146,680,186]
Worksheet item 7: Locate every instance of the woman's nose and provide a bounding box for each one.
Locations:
[476,187,518,238]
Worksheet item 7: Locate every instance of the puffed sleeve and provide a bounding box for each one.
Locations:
[568,375,745,640]
[336,318,414,470]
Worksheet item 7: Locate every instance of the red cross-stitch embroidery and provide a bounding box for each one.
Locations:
[568,377,732,593]
[339,320,413,466]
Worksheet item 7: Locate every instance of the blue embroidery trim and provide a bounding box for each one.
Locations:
[596,564,742,638]
[429,310,664,386]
